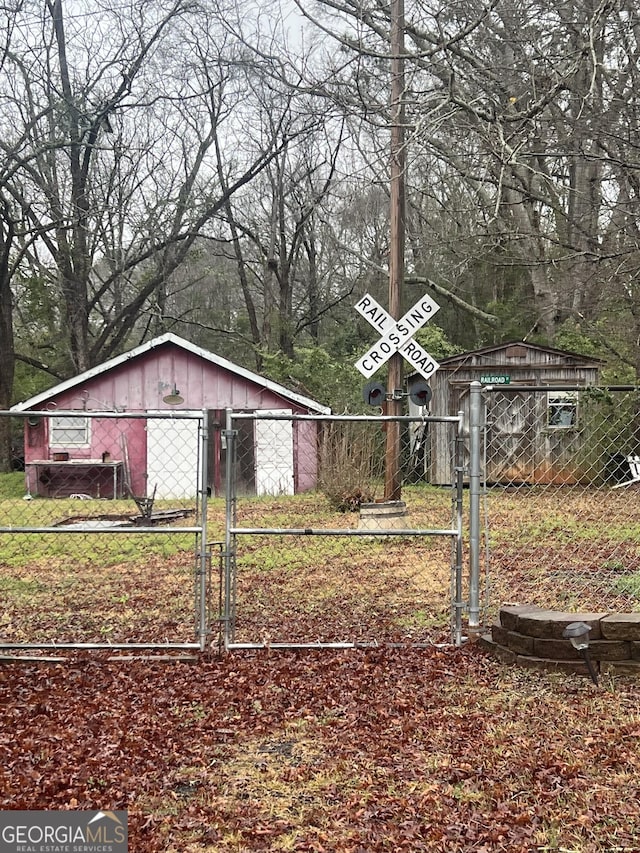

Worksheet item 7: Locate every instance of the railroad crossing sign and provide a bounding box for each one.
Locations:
[354,292,441,381]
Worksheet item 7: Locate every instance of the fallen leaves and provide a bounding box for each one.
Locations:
[1,647,640,851]
[1,489,640,850]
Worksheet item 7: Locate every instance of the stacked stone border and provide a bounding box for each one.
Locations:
[479,605,640,677]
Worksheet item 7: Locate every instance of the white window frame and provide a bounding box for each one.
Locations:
[49,415,91,447]
[547,391,578,429]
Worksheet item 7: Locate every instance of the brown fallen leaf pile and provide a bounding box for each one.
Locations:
[1,644,640,852]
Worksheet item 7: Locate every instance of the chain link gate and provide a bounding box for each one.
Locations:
[0,410,211,657]
[220,409,469,649]
[480,384,640,624]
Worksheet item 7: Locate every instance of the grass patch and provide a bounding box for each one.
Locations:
[614,572,640,599]
[0,482,639,642]
[0,531,195,568]
[0,575,44,597]
[0,472,27,499]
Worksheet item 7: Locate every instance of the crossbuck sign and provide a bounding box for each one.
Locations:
[354,293,441,381]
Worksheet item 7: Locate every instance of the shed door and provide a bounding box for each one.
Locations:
[147,414,200,499]
[445,383,536,485]
[485,392,536,483]
[255,410,294,496]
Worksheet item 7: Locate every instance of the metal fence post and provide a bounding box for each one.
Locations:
[453,410,465,646]
[468,381,483,633]
[223,408,237,649]
[197,410,209,652]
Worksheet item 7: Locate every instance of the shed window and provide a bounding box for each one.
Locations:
[50,415,90,446]
[547,391,577,428]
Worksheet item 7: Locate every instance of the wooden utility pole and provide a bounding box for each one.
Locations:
[384,0,406,502]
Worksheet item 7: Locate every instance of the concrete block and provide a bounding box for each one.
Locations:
[589,640,631,661]
[499,604,544,632]
[478,634,516,665]
[600,613,640,641]
[507,631,535,656]
[517,610,607,640]
[491,624,509,646]
[533,638,581,660]
[515,655,590,675]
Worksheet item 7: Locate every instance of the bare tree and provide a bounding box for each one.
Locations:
[0,3,292,368]
[211,79,349,364]
[0,0,298,468]
[300,0,640,359]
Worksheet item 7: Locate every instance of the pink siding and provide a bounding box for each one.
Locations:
[22,342,322,496]
[23,416,147,498]
[294,421,319,492]
[38,347,308,413]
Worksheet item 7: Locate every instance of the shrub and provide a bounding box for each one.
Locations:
[318,422,382,511]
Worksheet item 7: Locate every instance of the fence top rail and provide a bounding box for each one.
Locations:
[3,409,466,423]
[482,384,640,393]
[0,526,203,534]
[1,409,205,419]
[230,526,460,536]
[229,412,463,424]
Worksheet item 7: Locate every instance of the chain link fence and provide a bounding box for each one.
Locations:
[11,385,632,653]
[482,385,640,624]
[222,411,466,648]
[0,411,210,653]
[1,408,469,654]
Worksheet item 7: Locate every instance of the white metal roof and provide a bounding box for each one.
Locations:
[11,332,332,414]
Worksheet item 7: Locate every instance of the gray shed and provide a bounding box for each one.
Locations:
[408,341,603,485]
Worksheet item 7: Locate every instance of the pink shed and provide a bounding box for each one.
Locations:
[11,334,331,499]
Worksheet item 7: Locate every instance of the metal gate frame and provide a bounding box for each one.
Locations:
[221,407,479,650]
[0,409,211,658]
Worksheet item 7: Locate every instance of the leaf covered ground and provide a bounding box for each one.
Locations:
[1,646,640,852]
[1,489,640,850]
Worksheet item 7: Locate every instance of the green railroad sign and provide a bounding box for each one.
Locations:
[480,374,511,385]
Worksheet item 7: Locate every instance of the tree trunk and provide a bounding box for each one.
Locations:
[0,202,15,472]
